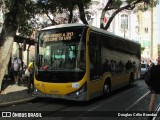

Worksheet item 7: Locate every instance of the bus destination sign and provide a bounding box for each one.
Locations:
[43,32,74,42]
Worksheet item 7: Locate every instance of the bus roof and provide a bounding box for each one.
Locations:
[41,23,86,30]
[90,25,139,45]
[41,23,139,45]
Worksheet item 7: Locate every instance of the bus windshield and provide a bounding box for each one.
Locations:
[37,27,86,71]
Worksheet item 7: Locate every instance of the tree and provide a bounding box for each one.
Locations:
[0,0,92,47]
[141,46,145,53]
[69,0,90,24]
[0,0,25,46]
[100,0,159,30]
[0,0,36,89]
[0,0,91,88]
[34,0,90,25]
[18,0,91,36]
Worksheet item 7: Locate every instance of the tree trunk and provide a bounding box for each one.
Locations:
[100,10,106,29]
[100,0,112,29]
[76,0,88,24]
[100,0,140,30]
[0,0,24,90]
[0,29,16,90]
[68,6,73,23]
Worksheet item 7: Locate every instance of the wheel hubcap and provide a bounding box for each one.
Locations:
[104,84,109,94]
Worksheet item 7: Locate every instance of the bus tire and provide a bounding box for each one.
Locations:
[103,80,111,98]
[129,74,134,87]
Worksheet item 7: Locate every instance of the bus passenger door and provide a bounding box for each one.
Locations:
[88,32,103,98]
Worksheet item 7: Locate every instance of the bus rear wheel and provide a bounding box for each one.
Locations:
[103,81,110,97]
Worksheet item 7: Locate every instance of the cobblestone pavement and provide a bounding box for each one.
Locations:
[0,78,35,107]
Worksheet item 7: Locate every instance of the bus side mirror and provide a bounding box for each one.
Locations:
[23,40,26,51]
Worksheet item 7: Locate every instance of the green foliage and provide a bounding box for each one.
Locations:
[1,0,91,37]
[143,0,159,9]
[144,0,150,4]
[126,0,135,4]
[144,0,159,5]
[112,0,122,8]
[141,46,145,53]
[19,0,91,36]
[36,0,67,14]
[136,0,159,12]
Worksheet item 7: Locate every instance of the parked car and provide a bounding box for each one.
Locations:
[140,63,149,78]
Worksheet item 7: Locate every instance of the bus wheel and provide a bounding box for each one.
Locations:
[129,74,134,86]
[103,81,110,97]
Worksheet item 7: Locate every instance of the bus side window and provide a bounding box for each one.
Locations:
[89,32,102,80]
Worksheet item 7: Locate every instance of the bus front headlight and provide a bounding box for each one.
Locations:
[68,82,87,96]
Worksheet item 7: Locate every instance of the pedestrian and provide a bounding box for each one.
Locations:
[11,54,21,85]
[27,59,34,94]
[148,60,155,70]
[18,59,24,85]
[146,56,160,120]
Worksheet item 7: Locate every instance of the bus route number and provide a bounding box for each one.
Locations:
[43,32,74,42]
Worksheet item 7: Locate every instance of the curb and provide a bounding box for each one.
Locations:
[0,97,37,107]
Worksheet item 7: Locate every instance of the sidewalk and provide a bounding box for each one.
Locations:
[0,79,36,107]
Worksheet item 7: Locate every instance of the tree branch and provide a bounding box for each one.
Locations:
[102,0,143,30]
[68,3,74,23]
[76,0,88,24]
[100,0,112,28]
[45,12,57,25]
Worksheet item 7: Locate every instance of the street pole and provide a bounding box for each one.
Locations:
[124,28,125,38]
[150,2,153,59]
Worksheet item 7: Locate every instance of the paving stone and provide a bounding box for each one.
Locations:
[0,80,33,104]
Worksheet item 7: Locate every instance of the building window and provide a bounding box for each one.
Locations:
[144,27,148,33]
[121,14,128,30]
[135,26,139,33]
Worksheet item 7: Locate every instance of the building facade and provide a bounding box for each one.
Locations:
[136,8,158,60]
[89,0,158,60]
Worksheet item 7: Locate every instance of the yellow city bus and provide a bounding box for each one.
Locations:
[33,23,141,101]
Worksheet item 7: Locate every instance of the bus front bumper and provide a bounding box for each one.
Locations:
[34,88,88,101]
